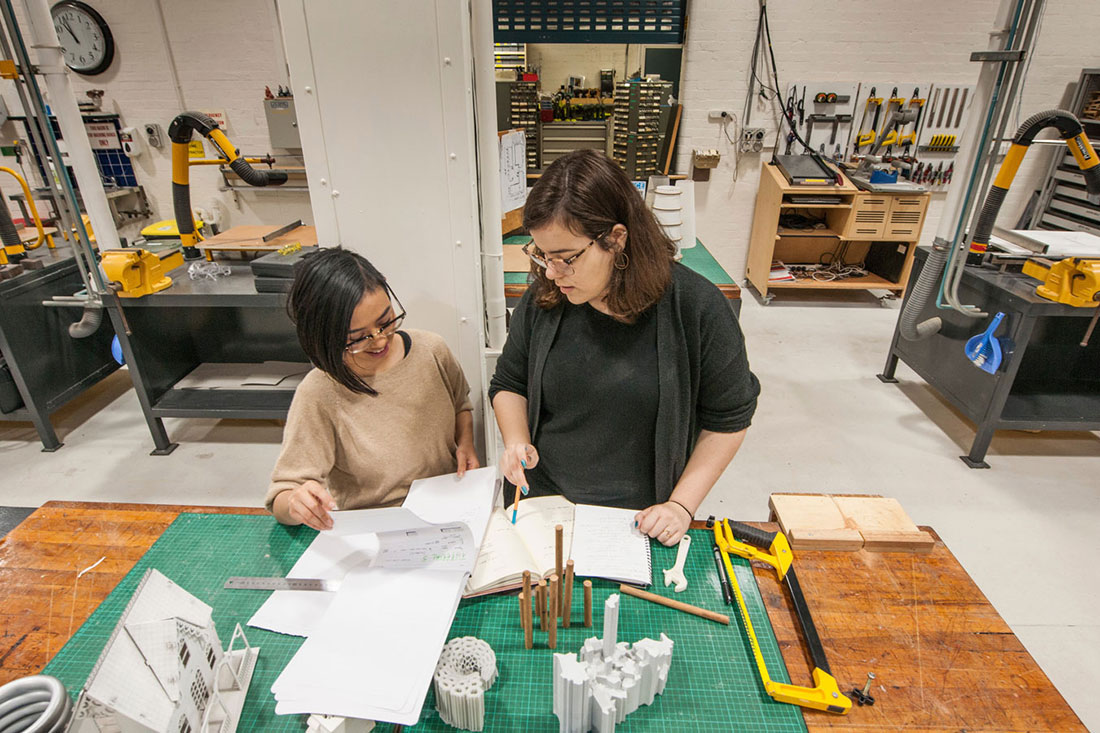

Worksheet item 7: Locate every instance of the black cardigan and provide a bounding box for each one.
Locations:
[489,263,760,503]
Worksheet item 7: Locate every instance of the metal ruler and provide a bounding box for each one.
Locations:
[224,576,339,592]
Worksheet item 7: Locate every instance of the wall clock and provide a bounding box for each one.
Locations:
[51,1,114,76]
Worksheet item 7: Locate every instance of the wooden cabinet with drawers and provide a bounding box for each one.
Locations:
[746,163,931,302]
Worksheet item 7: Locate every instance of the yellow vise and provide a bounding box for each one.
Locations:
[1022,258,1100,308]
[101,248,183,298]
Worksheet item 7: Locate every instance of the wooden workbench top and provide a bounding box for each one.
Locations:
[0,504,1083,731]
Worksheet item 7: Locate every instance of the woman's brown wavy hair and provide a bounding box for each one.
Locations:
[522,149,676,321]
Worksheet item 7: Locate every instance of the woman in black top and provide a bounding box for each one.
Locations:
[489,150,759,546]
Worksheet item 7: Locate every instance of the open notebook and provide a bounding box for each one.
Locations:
[465,495,652,596]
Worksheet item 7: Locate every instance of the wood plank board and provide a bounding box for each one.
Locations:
[770,493,934,553]
[832,495,935,553]
[197,224,318,253]
[769,493,863,550]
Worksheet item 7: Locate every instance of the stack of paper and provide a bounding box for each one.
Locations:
[769,260,796,282]
[256,467,499,725]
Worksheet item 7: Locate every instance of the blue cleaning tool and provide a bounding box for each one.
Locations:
[965,312,1006,374]
[110,335,125,365]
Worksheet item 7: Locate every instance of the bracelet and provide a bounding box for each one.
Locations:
[668,499,694,520]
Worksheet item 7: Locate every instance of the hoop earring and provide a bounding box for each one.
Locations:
[614,251,629,270]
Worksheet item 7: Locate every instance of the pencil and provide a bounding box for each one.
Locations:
[511,482,521,524]
[583,580,593,627]
[548,574,559,648]
[563,559,574,627]
[618,583,730,625]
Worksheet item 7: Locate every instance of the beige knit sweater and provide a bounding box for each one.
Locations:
[265,329,473,512]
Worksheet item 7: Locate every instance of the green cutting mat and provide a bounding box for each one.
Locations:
[44,516,807,732]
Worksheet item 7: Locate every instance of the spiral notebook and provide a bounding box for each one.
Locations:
[569,503,653,586]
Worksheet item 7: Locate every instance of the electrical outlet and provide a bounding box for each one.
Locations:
[740,127,767,153]
[708,109,732,122]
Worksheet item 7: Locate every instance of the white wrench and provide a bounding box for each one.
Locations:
[662,534,692,593]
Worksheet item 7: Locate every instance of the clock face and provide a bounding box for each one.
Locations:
[50,1,114,75]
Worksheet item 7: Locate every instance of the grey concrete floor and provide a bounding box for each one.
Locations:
[1,291,1097,729]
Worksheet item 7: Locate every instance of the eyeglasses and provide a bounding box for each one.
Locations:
[522,230,609,276]
[345,291,406,354]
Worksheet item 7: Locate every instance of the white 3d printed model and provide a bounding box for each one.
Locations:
[306,714,375,732]
[433,636,498,731]
[68,568,260,733]
[552,593,674,733]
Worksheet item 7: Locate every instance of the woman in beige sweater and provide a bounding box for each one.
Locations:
[266,247,478,530]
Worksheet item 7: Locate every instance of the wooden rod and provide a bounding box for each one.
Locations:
[522,570,532,608]
[583,580,593,627]
[520,591,532,649]
[548,574,559,649]
[537,579,547,630]
[618,584,730,625]
[555,524,564,615]
[563,559,574,628]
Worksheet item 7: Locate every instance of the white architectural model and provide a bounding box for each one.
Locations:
[553,594,674,733]
[69,568,260,733]
[433,637,498,731]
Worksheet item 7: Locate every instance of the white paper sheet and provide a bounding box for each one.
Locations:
[272,566,467,724]
[570,504,653,586]
[248,468,498,637]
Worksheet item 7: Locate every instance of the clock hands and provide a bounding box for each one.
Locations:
[58,17,79,46]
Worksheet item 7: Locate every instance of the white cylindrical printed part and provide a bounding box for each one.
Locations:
[434,637,496,731]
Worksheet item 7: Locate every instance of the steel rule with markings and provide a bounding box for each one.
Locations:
[224,576,339,592]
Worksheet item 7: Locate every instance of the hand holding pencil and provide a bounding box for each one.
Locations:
[501,442,539,523]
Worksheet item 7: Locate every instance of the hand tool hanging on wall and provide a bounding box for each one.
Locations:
[713,519,851,715]
[797,86,806,128]
[899,88,925,154]
[855,88,883,149]
[169,111,289,260]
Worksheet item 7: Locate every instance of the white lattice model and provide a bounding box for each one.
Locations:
[68,568,260,733]
[433,637,498,731]
[552,593,674,733]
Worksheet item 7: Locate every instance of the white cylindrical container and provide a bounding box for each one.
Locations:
[662,224,682,240]
[654,208,681,225]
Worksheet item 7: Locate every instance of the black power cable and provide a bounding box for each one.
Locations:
[757,2,840,184]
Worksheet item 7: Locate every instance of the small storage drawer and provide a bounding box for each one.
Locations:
[845,194,889,239]
[883,196,929,240]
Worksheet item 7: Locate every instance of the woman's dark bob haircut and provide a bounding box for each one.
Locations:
[523,149,676,320]
[288,246,389,395]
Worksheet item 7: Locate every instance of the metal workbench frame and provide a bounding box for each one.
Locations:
[879,247,1100,467]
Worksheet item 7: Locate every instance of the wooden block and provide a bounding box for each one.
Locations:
[833,496,934,553]
[787,528,865,551]
[769,493,863,550]
[861,530,935,554]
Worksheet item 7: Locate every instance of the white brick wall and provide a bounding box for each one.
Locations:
[527,43,641,91]
[676,0,1100,281]
[0,0,312,242]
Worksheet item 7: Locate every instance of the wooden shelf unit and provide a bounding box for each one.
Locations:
[747,163,930,301]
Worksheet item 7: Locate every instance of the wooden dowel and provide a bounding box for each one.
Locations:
[555,524,564,615]
[548,574,559,648]
[618,583,730,625]
[583,580,593,627]
[563,560,574,628]
[537,579,547,630]
[520,591,532,649]
[523,570,532,608]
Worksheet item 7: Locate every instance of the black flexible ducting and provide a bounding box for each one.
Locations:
[1014,109,1089,146]
[228,158,288,187]
[0,675,71,733]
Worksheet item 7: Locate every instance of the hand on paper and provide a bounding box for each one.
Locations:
[635,501,691,546]
[279,480,338,531]
[500,442,538,494]
[456,441,480,478]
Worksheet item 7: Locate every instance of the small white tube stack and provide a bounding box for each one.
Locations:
[433,637,497,731]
